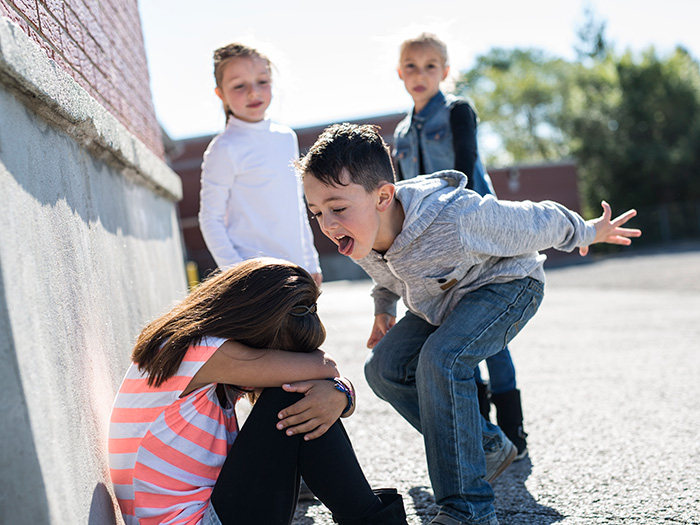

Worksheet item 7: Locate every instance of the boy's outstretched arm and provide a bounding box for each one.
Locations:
[579,201,642,256]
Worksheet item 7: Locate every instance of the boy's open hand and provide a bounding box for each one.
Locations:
[276,380,346,440]
[367,313,396,349]
[579,201,642,256]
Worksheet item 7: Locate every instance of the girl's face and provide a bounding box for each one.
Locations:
[216,56,272,123]
[398,45,449,113]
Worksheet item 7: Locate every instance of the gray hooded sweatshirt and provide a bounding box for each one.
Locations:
[356,170,597,326]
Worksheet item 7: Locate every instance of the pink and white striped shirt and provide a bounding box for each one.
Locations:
[109,337,239,525]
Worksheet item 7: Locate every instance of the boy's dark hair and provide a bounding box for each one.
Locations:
[297,123,396,192]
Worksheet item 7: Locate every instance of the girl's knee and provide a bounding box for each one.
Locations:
[254,387,304,412]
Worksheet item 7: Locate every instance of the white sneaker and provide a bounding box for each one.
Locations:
[485,434,517,482]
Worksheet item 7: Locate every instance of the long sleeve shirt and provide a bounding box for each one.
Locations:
[198,117,321,274]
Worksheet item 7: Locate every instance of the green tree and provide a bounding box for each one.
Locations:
[455,36,700,228]
[570,47,700,215]
[455,48,576,167]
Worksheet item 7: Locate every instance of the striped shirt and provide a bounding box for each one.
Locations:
[109,337,239,525]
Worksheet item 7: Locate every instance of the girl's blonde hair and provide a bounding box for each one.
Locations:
[132,258,325,388]
[399,32,449,67]
[213,42,272,121]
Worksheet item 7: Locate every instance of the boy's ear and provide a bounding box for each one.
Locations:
[442,65,450,81]
[376,183,396,212]
[397,67,404,80]
[215,87,224,101]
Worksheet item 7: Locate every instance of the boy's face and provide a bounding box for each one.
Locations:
[304,170,393,260]
[398,45,449,112]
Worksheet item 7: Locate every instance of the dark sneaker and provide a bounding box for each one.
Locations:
[514,442,528,461]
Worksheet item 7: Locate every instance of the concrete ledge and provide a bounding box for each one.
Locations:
[0,16,182,202]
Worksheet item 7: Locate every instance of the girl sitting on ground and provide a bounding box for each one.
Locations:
[109,258,407,525]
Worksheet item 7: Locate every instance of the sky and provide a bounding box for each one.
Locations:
[138,0,700,141]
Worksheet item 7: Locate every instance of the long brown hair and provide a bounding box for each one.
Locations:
[132,258,325,387]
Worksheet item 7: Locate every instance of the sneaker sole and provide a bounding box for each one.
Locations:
[514,447,528,462]
[487,442,517,483]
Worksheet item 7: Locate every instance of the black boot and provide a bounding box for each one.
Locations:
[477,381,491,421]
[333,488,408,525]
[491,388,528,460]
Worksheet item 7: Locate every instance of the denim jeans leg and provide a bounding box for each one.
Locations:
[484,347,517,395]
[364,310,437,432]
[416,278,543,524]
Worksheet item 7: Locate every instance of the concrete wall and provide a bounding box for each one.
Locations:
[0,15,186,525]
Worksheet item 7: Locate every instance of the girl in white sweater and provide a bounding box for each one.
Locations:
[199,43,322,285]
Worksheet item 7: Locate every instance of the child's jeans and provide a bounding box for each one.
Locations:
[364,277,544,525]
[474,348,516,394]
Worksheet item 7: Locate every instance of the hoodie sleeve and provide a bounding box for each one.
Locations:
[371,284,400,318]
[457,196,598,257]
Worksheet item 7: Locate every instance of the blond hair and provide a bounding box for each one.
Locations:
[398,32,449,67]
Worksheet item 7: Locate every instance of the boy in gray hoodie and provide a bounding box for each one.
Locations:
[298,123,641,525]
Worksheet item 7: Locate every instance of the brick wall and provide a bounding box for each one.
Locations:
[0,0,164,157]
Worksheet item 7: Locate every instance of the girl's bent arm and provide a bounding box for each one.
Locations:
[185,340,339,394]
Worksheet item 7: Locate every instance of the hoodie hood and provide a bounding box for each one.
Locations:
[391,170,469,253]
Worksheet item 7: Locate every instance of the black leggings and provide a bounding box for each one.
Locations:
[210,388,382,524]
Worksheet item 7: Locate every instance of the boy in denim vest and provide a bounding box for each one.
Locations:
[394,32,528,459]
[299,123,640,525]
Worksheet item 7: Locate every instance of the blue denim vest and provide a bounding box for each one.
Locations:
[393,91,495,197]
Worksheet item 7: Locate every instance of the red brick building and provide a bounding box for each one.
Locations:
[1,0,163,157]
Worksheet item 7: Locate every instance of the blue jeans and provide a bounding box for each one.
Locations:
[364,278,544,524]
[474,348,516,394]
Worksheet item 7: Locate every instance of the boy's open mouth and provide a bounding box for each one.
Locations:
[335,235,354,256]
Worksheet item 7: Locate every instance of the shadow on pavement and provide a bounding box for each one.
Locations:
[492,458,564,525]
[402,459,564,525]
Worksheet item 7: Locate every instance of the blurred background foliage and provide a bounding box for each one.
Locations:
[454,9,700,244]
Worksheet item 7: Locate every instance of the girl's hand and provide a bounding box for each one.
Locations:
[312,273,323,287]
[366,313,396,349]
[276,380,346,440]
[579,201,642,256]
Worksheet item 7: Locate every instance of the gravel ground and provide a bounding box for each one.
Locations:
[289,243,700,525]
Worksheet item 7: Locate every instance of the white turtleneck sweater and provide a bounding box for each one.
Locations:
[198,116,321,274]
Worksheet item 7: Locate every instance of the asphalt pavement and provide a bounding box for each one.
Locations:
[291,243,700,525]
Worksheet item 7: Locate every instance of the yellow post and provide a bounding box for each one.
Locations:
[186,261,199,289]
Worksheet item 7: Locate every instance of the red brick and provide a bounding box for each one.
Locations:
[4,8,31,32]
[62,33,82,70]
[66,0,90,36]
[93,67,113,102]
[10,0,40,27]
[63,5,83,43]
[39,0,65,25]
[81,53,96,88]
[88,17,108,51]
[37,4,62,51]
[82,31,98,61]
